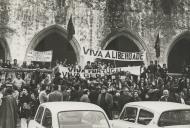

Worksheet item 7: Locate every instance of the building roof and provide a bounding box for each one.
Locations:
[126,101,190,113]
[40,102,103,114]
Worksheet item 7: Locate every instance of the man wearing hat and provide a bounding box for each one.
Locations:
[97,86,113,119]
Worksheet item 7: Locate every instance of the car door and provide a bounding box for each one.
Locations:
[135,109,155,128]
[41,108,52,128]
[34,106,45,128]
[112,106,138,128]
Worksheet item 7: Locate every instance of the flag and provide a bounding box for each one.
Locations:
[67,15,75,40]
[154,33,160,58]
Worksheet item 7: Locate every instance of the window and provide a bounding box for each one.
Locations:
[137,109,154,125]
[120,107,138,123]
[158,110,190,127]
[42,108,52,127]
[35,106,44,124]
[58,111,110,128]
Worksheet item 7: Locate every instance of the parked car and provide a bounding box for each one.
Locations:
[111,101,190,128]
[28,102,112,128]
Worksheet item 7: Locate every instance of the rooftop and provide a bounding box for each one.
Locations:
[40,102,103,114]
[126,101,190,113]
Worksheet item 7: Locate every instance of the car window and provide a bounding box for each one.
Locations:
[58,111,110,128]
[120,107,138,123]
[158,110,190,127]
[137,109,154,125]
[35,106,44,124]
[42,108,52,128]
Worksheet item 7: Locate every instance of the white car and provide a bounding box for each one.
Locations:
[111,101,190,128]
[28,102,112,128]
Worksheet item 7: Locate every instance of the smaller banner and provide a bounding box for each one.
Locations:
[82,47,146,61]
[27,50,53,62]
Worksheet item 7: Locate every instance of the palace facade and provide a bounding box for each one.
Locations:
[1,0,190,73]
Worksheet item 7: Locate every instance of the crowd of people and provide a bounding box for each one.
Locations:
[0,59,190,128]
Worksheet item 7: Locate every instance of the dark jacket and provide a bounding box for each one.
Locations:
[19,93,31,118]
[97,93,113,109]
[48,91,63,102]
[118,94,133,111]
[159,96,174,102]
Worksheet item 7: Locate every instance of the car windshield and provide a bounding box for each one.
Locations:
[158,109,190,127]
[58,111,110,128]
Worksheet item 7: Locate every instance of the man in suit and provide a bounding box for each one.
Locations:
[159,89,173,102]
[48,84,63,102]
[97,86,113,119]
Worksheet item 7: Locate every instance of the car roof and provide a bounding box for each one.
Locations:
[126,101,190,113]
[40,102,104,114]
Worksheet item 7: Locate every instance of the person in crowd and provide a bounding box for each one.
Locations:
[70,85,82,101]
[147,81,160,101]
[133,91,142,101]
[3,60,12,68]
[0,84,5,106]
[91,62,96,69]
[178,76,186,92]
[159,89,173,102]
[61,85,70,101]
[12,85,19,104]
[112,90,120,114]
[178,91,186,104]
[0,59,3,67]
[97,86,113,119]
[21,61,28,68]
[89,86,100,104]
[39,84,49,104]
[147,61,155,82]
[80,89,90,103]
[53,72,62,85]
[28,62,35,69]
[48,84,63,102]
[41,74,51,85]
[30,90,40,118]
[118,87,133,111]
[161,64,168,80]
[12,59,19,69]
[41,62,47,69]
[84,61,92,69]
[31,64,41,86]
[0,87,18,128]
[140,63,147,79]
[12,74,26,91]
[18,86,31,128]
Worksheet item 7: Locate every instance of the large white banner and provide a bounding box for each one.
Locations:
[27,50,53,62]
[82,47,146,61]
[58,66,141,78]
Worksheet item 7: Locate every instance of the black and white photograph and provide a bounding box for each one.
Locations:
[0,0,190,128]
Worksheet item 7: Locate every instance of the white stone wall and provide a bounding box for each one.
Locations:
[1,0,190,66]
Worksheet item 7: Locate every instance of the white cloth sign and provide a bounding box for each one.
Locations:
[82,47,146,61]
[27,50,53,62]
[58,66,141,78]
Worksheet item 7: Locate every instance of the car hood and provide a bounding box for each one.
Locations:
[164,125,190,128]
[111,120,190,128]
[110,120,136,128]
